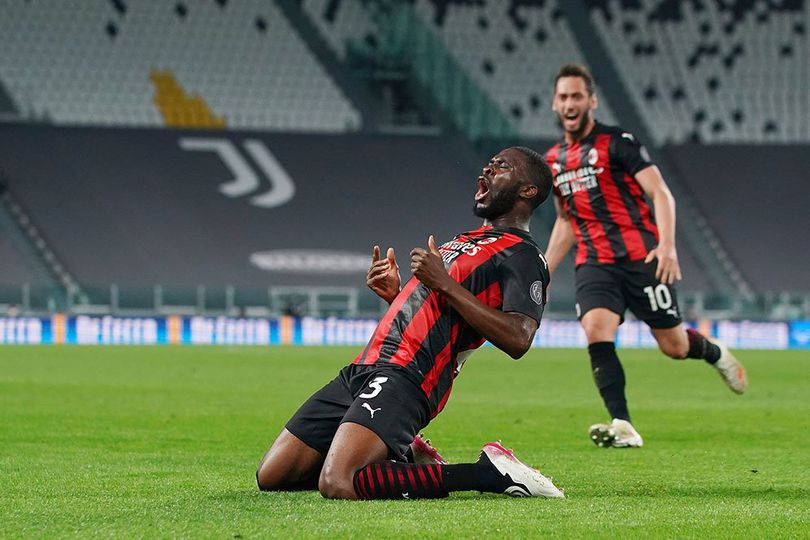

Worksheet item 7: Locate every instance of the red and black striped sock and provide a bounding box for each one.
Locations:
[353,462,447,499]
[353,458,510,499]
[685,329,721,364]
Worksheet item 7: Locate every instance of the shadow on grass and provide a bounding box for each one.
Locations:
[211,490,568,504]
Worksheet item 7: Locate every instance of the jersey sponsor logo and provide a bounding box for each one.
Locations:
[553,165,604,196]
[178,137,295,208]
[361,402,381,418]
[529,281,544,305]
[438,236,498,265]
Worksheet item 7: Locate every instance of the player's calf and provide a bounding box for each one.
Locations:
[655,328,689,359]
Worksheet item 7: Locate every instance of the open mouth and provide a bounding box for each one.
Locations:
[475,176,490,202]
[563,111,581,127]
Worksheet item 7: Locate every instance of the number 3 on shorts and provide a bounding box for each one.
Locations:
[359,376,389,399]
[643,284,672,312]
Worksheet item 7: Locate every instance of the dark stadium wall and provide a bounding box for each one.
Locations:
[0,124,564,288]
[3,125,795,294]
[665,144,809,292]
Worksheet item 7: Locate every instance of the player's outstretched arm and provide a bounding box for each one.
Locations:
[411,236,538,359]
[367,245,401,304]
[636,166,682,285]
[544,197,576,275]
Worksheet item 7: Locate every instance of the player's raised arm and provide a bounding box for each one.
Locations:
[411,236,538,359]
[544,196,576,275]
[366,244,401,304]
[636,166,682,285]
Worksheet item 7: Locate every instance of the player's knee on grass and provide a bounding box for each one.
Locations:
[255,429,324,491]
[256,457,322,491]
[318,464,357,499]
[256,459,294,491]
[317,422,390,499]
[256,467,272,491]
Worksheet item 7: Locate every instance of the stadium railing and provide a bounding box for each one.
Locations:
[1,283,808,321]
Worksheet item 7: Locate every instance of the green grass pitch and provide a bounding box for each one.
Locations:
[2,345,808,538]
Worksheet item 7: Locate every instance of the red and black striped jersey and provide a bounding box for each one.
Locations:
[544,122,659,266]
[353,225,549,418]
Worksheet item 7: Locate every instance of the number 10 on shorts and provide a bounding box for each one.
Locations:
[643,284,672,312]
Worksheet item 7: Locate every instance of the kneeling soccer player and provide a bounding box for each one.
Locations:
[256,147,564,499]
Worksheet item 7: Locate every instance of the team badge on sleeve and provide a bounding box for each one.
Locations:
[530,281,544,305]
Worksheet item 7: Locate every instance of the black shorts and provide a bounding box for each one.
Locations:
[285,364,431,462]
[575,260,682,329]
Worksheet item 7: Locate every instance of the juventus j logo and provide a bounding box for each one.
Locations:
[362,403,381,418]
[178,137,296,208]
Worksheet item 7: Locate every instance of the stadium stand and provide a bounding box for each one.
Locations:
[409,0,619,138]
[0,0,360,131]
[302,0,377,61]
[301,0,619,138]
[589,0,810,143]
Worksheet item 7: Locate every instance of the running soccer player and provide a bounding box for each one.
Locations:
[543,64,748,448]
[256,147,564,499]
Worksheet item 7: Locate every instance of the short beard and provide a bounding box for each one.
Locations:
[556,112,590,137]
[473,188,519,220]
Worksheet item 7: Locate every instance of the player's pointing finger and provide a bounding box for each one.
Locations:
[372,245,380,262]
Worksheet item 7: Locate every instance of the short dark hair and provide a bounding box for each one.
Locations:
[511,146,553,210]
[554,63,595,95]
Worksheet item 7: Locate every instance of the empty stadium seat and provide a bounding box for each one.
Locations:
[302,0,377,60]
[409,0,619,138]
[0,0,360,131]
[588,0,809,143]
[302,0,618,138]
